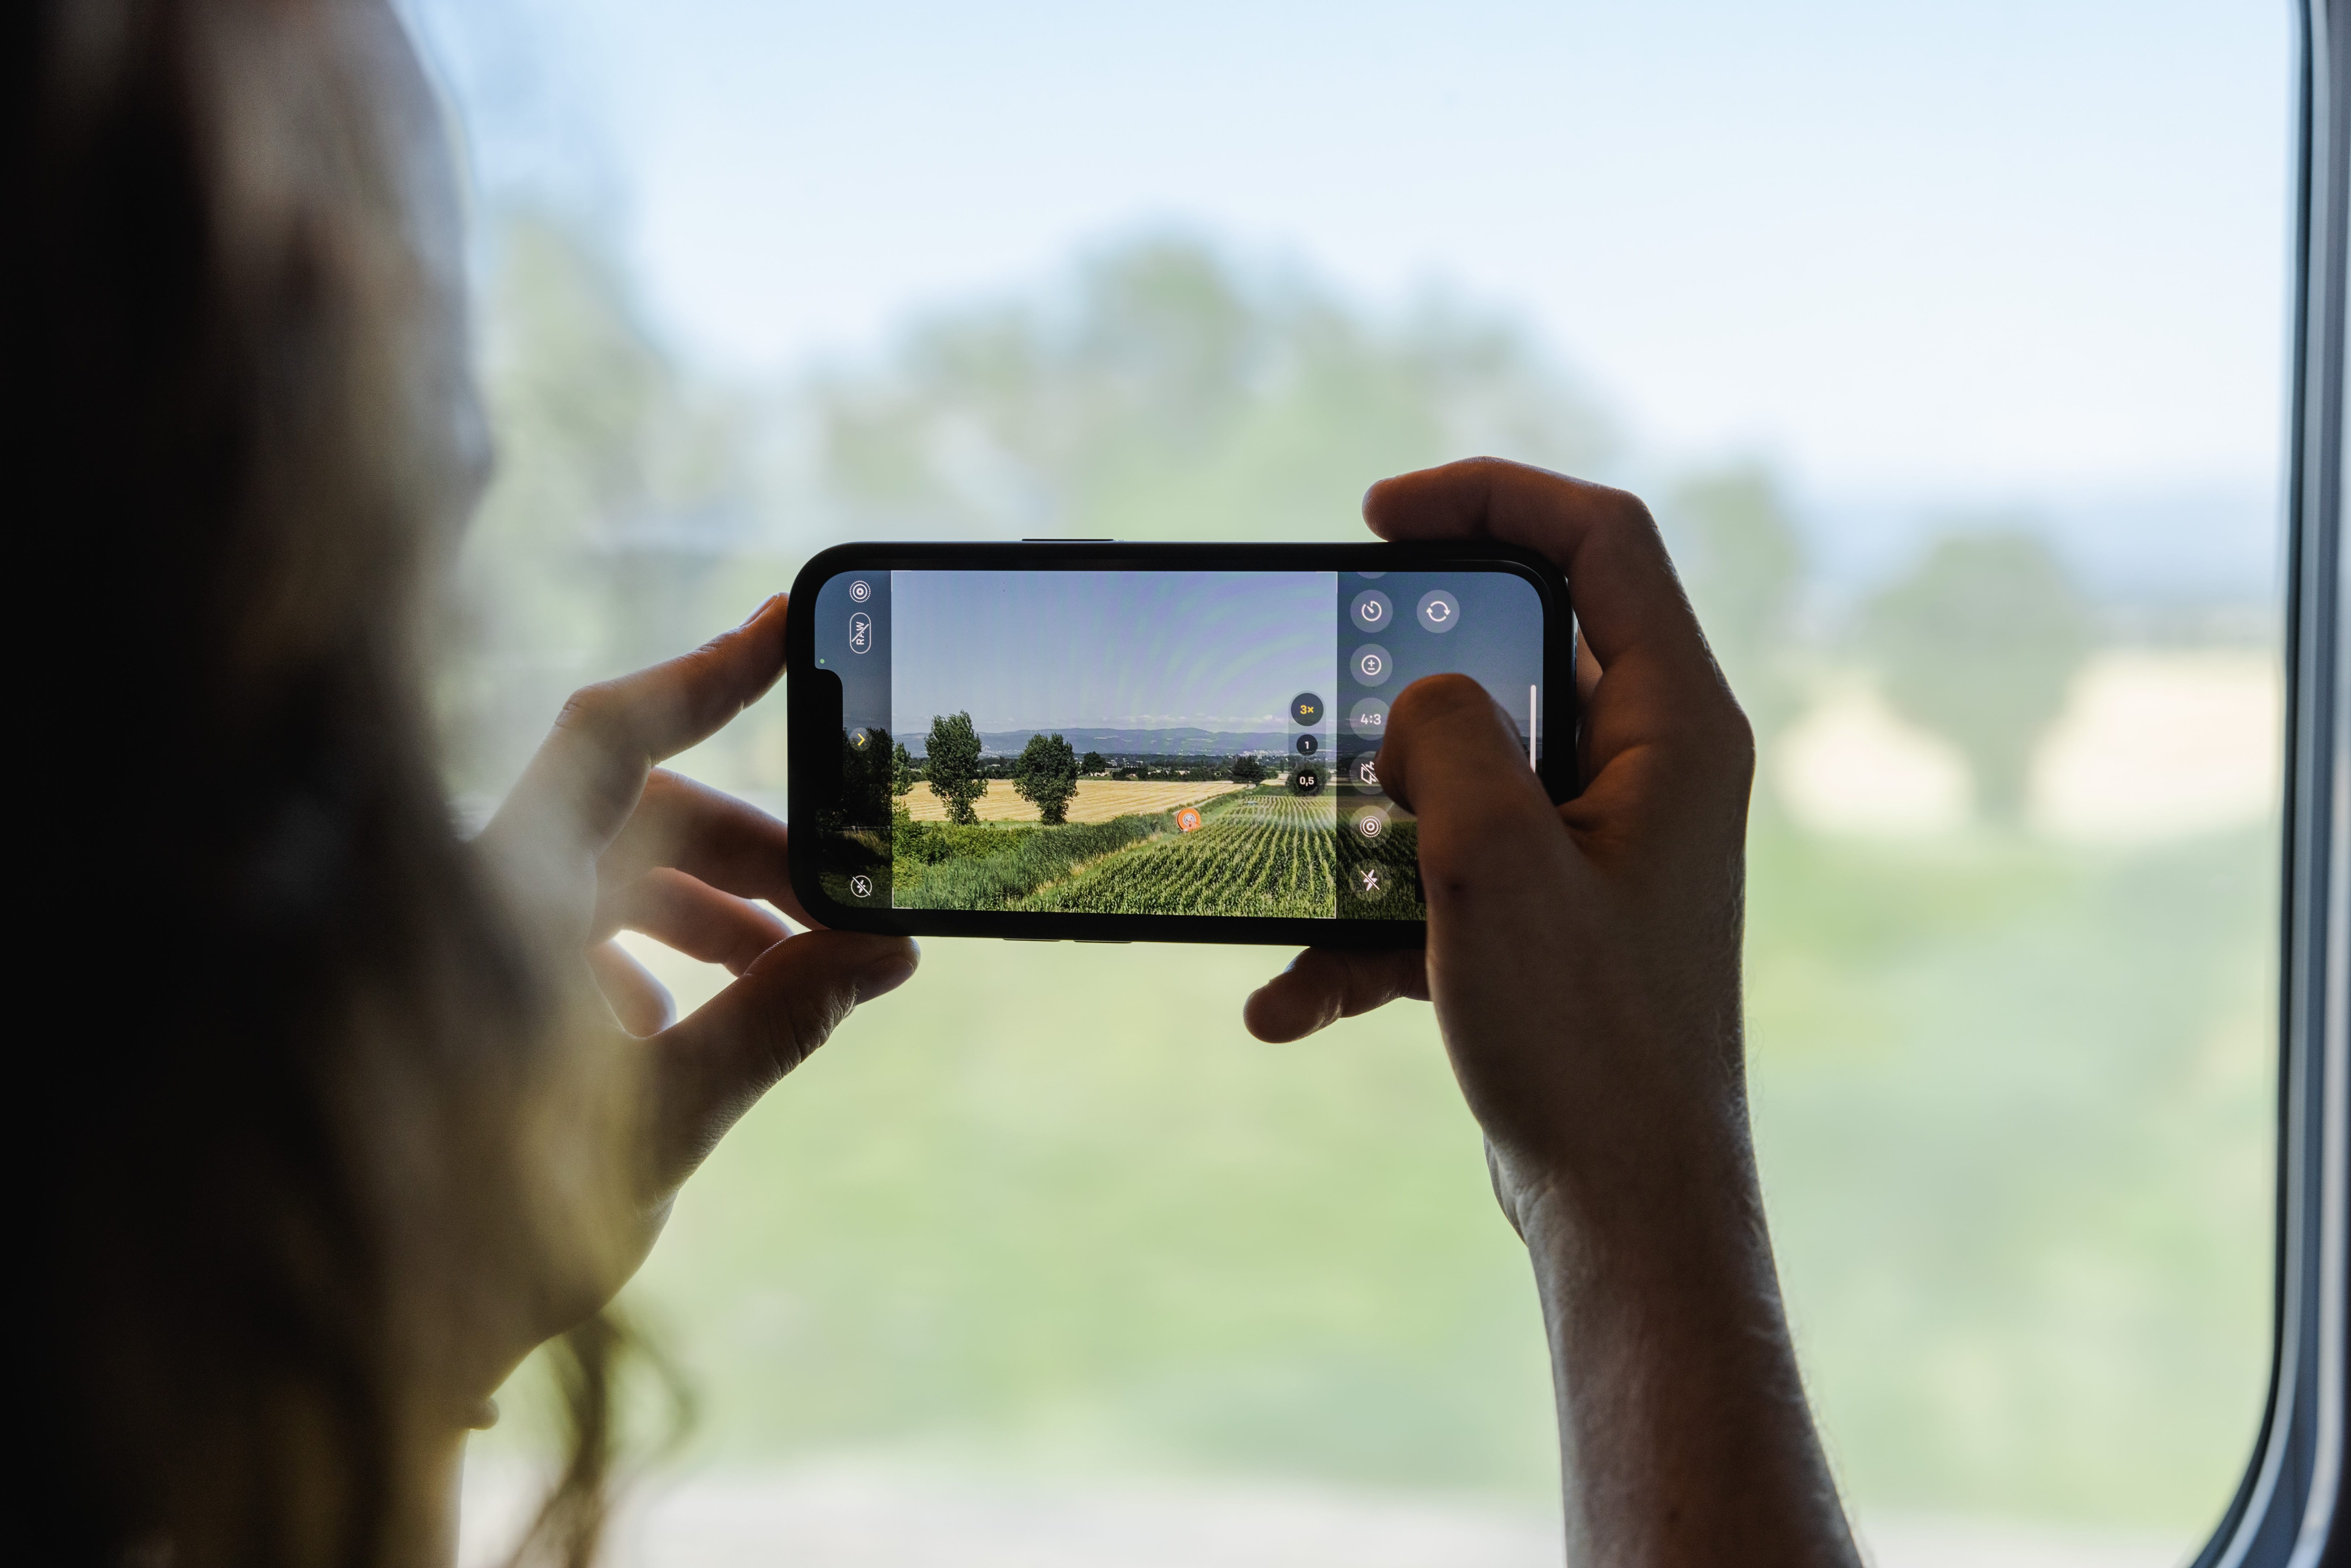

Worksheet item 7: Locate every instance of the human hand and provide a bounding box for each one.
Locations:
[475,595,917,1341]
[1247,458,1753,1231]
[1245,459,1854,1565]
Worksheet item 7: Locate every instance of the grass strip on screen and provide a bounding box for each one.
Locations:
[893,814,1165,909]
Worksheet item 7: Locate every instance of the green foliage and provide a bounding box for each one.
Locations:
[1229,754,1269,785]
[1656,464,1806,745]
[1012,732,1081,825]
[893,815,1162,909]
[923,712,986,825]
[894,819,1039,868]
[1080,751,1109,774]
[1859,529,2092,821]
[892,740,918,797]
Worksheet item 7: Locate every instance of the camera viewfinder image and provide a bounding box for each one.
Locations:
[828,569,1542,919]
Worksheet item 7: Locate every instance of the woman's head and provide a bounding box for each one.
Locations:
[16,3,629,1563]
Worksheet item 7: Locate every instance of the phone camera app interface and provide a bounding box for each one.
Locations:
[811,566,1542,920]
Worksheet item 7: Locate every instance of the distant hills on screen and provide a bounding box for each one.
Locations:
[902,726,1295,758]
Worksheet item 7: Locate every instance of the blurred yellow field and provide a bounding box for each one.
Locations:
[902,777,1247,824]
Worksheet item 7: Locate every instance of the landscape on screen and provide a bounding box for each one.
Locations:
[876,722,1356,918]
[841,570,1413,918]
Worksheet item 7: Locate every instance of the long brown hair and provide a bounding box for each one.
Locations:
[12,2,629,1563]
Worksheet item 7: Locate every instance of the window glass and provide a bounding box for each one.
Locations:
[416,2,2292,1562]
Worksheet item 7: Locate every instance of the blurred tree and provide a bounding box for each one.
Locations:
[1858,529,2092,823]
[811,235,1617,541]
[1080,750,1109,774]
[441,211,772,797]
[1230,755,1269,786]
[924,712,986,824]
[1013,733,1081,824]
[1655,464,1805,750]
[892,740,918,797]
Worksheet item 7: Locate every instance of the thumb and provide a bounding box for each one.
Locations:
[1380,673,1564,901]
[645,930,918,1195]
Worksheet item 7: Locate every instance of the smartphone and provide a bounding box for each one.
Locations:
[784,542,1575,947]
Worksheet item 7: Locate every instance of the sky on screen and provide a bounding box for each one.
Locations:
[890,571,1336,732]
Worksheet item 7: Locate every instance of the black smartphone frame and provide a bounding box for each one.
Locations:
[784,540,1577,947]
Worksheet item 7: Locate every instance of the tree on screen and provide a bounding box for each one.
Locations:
[1080,751,1108,774]
[1014,732,1081,825]
[925,713,986,824]
[892,740,918,796]
[1229,754,1268,785]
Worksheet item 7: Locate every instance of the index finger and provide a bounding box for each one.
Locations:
[597,770,822,930]
[498,594,792,853]
[1363,458,1722,708]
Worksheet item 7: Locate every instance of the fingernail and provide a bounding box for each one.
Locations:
[740,592,783,628]
[855,940,919,1002]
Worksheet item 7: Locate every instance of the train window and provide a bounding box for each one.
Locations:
[412,2,2337,1564]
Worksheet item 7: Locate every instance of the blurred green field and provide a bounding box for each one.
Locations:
[561,812,2273,1535]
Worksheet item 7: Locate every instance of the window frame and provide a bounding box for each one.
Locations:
[2196,3,2350,1564]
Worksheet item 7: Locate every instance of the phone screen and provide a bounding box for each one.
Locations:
[807,568,1546,923]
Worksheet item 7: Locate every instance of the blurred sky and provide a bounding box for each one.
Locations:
[409,0,2299,597]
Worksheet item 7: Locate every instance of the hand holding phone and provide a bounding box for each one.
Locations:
[485,597,920,1157]
[1247,458,1855,1565]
